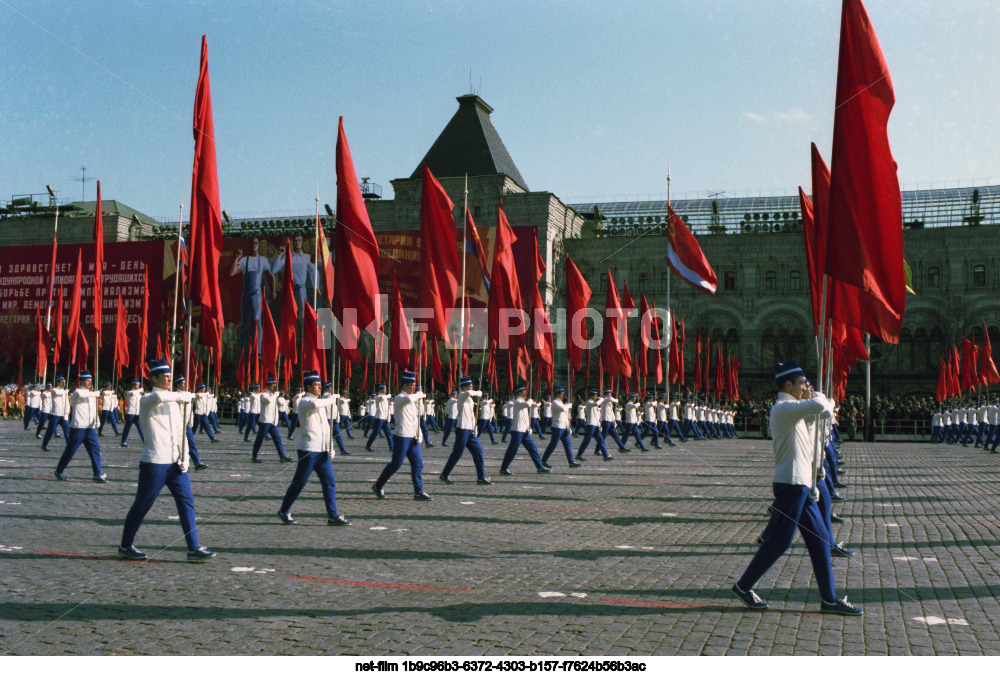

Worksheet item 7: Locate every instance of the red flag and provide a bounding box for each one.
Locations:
[53,284,64,371]
[302,303,326,376]
[335,116,381,334]
[93,180,104,347]
[316,220,335,307]
[76,327,89,370]
[528,231,553,366]
[278,240,298,366]
[704,332,712,395]
[487,200,523,350]
[156,333,164,359]
[824,0,905,343]
[936,356,947,402]
[668,314,679,384]
[960,338,975,392]
[637,293,652,386]
[679,317,686,386]
[950,344,961,398]
[35,307,50,378]
[666,206,717,293]
[694,327,702,391]
[236,347,246,390]
[114,291,129,379]
[979,321,1000,385]
[620,280,635,374]
[650,300,663,385]
[565,253,592,377]
[261,296,279,382]
[66,248,83,365]
[714,345,724,398]
[602,270,631,378]
[465,209,491,289]
[419,165,460,342]
[431,336,443,384]
[187,35,225,354]
[389,271,411,367]
[135,268,150,378]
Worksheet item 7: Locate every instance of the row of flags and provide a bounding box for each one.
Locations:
[936,323,1000,401]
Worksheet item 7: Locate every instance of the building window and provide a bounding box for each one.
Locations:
[927,266,940,288]
[660,272,670,291]
[765,271,777,291]
[724,271,736,291]
[599,276,607,292]
[789,270,801,291]
[637,272,647,292]
[973,264,986,287]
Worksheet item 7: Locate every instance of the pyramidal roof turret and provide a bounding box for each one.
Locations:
[410,94,528,191]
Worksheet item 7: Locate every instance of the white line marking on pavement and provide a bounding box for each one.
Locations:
[370,526,387,531]
[913,616,969,626]
[538,591,565,598]
[460,501,475,505]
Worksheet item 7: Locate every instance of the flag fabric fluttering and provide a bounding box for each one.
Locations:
[528,231,553,366]
[53,284,64,371]
[419,165,460,343]
[465,209,491,291]
[67,248,83,365]
[137,268,150,379]
[261,295,279,382]
[114,291,129,379]
[187,35,225,355]
[487,200,523,351]
[335,116,381,335]
[601,270,631,379]
[35,307,50,378]
[301,303,326,377]
[960,338,976,392]
[316,219,335,307]
[93,180,104,349]
[666,206,717,294]
[651,300,663,385]
[979,321,1000,385]
[824,0,905,343]
[565,253,592,388]
[389,271,411,368]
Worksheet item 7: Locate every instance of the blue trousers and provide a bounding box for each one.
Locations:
[441,428,486,480]
[623,422,646,450]
[237,411,247,432]
[277,412,291,433]
[375,436,424,494]
[824,442,840,484]
[331,417,346,453]
[56,428,102,477]
[23,407,36,430]
[501,417,512,442]
[122,413,145,445]
[542,428,574,465]
[420,417,432,446]
[641,421,662,447]
[186,427,202,466]
[252,423,287,460]
[287,413,298,437]
[477,418,496,443]
[531,418,545,438]
[42,414,70,450]
[194,414,216,441]
[577,424,608,458]
[99,410,120,435]
[501,431,544,472]
[243,413,260,441]
[121,462,199,551]
[365,418,393,451]
[666,419,686,442]
[209,411,219,432]
[35,412,48,436]
[280,450,340,518]
[737,483,836,604]
[929,426,945,443]
[361,413,372,433]
[341,414,354,438]
[601,421,627,451]
[441,417,456,445]
[425,414,439,432]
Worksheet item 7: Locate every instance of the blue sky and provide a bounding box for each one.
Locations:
[2,0,999,222]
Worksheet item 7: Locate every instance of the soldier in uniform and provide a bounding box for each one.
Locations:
[439,376,491,485]
[54,371,105,482]
[372,372,431,500]
[252,377,292,463]
[41,376,70,451]
[121,379,146,447]
[98,382,121,437]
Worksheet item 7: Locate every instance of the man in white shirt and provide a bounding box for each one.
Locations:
[666,395,687,442]
[477,395,496,444]
[501,394,515,442]
[500,383,550,475]
[442,390,459,445]
[35,382,53,438]
[622,392,647,451]
[574,396,586,436]
[576,389,612,461]
[365,384,393,452]
[540,395,553,436]
[55,371,106,482]
[252,377,293,463]
[121,379,146,447]
[175,377,208,470]
[641,394,662,449]
[542,386,580,468]
[42,375,71,452]
[424,397,439,432]
[98,382,121,437]
[985,399,1000,453]
[276,390,291,434]
[733,359,861,617]
[360,394,375,433]
[23,383,41,430]
[440,376,491,485]
[323,383,351,456]
[277,370,351,526]
[929,407,945,444]
[118,359,215,563]
[193,383,219,443]
[237,392,249,434]
[338,390,355,439]
[243,384,262,442]
[372,372,431,500]
[599,388,629,453]
[287,386,304,439]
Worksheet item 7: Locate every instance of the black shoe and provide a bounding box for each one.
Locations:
[820,597,863,616]
[414,492,433,501]
[117,545,148,561]
[569,462,582,468]
[54,470,67,481]
[328,515,352,526]
[98,432,104,437]
[732,584,768,610]
[186,546,217,563]
[830,513,846,524]
[620,448,631,453]
[277,510,297,524]
[831,494,846,502]
[251,458,263,463]
[640,447,649,452]
[439,474,454,485]
[499,469,513,476]
[210,438,220,444]
[342,449,352,455]
[120,442,128,447]
[372,484,386,499]
[575,455,586,462]
[195,463,208,471]
[603,456,615,461]
[426,442,435,448]
[833,481,847,489]
[92,474,108,483]
[280,456,294,463]
[477,478,493,486]
[287,436,295,441]
[830,544,855,558]
[537,467,552,473]
[542,462,552,469]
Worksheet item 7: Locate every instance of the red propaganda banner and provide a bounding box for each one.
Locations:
[0,241,165,367]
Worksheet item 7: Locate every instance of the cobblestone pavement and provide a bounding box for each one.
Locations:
[2,419,1000,655]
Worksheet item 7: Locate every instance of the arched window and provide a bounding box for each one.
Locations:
[973,264,987,287]
[927,266,940,288]
[765,271,777,291]
[724,271,736,291]
[789,270,801,291]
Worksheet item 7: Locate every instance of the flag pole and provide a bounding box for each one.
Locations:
[460,175,468,358]
[865,332,872,441]
[42,190,60,384]
[170,203,184,375]
[810,274,830,494]
[664,166,672,403]
[313,189,320,310]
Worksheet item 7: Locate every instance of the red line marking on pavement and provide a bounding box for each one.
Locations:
[523,504,618,514]
[34,550,99,558]
[289,575,475,592]
[192,486,251,494]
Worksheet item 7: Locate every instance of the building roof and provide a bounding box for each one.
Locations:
[66,199,162,225]
[410,95,528,191]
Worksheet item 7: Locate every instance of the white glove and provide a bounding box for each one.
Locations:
[808,486,820,503]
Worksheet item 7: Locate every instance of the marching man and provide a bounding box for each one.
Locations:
[372,371,432,500]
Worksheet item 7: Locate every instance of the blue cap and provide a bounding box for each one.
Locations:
[131,379,140,385]
[251,383,260,390]
[55,375,65,382]
[377,383,387,391]
[341,389,348,394]
[323,381,333,389]
[460,376,473,388]
[588,388,598,396]
[148,359,171,377]
[645,394,653,400]
[554,386,565,395]
[303,370,321,384]
[401,370,416,384]
[197,382,206,389]
[176,376,186,384]
[515,383,527,393]
[450,389,458,395]
[603,388,612,394]
[103,381,112,387]
[78,371,92,381]
[774,359,805,386]
[266,376,276,385]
